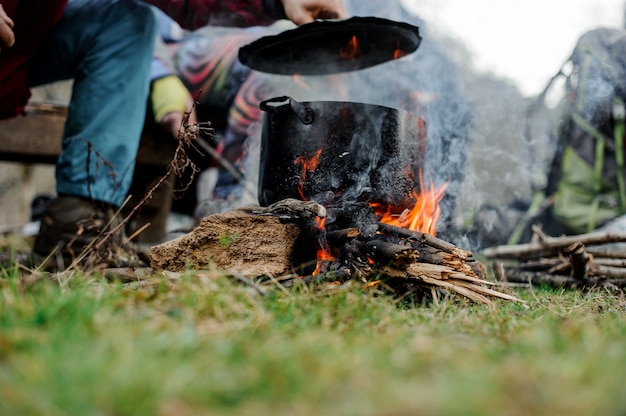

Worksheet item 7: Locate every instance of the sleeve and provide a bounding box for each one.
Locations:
[151,75,190,123]
[144,0,285,30]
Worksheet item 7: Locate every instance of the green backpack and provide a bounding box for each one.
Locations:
[511,28,626,243]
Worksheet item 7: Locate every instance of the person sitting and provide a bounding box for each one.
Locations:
[0,0,349,270]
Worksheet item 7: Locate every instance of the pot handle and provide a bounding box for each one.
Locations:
[260,96,314,125]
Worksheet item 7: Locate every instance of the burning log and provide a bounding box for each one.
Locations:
[363,239,419,266]
[378,223,473,261]
[325,228,360,243]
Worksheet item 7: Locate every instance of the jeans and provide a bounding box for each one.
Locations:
[29,0,157,207]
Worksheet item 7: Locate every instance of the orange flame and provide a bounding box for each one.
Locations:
[393,49,408,60]
[340,35,361,60]
[370,170,447,236]
[393,41,408,60]
[292,73,310,91]
[313,217,335,275]
[293,149,323,200]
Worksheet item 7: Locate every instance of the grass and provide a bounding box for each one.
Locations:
[1,264,626,416]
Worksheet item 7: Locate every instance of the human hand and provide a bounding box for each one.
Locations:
[280,0,348,26]
[160,94,198,140]
[0,4,15,50]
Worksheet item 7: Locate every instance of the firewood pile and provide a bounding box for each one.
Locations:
[151,199,522,305]
[483,226,626,291]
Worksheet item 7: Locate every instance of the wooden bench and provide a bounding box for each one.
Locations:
[0,101,180,243]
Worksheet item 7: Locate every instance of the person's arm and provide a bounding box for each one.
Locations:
[145,0,276,30]
[0,4,15,50]
[144,0,347,30]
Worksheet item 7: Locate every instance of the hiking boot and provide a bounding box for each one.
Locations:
[32,196,144,271]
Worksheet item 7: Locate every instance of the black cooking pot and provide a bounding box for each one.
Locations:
[258,96,426,208]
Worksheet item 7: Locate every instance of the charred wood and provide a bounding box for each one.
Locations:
[246,198,326,221]
[363,239,419,266]
[377,223,473,260]
[325,227,360,243]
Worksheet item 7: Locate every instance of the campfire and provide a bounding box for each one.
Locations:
[151,182,521,306]
[150,18,522,306]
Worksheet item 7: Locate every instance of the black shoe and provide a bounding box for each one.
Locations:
[32,196,143,271]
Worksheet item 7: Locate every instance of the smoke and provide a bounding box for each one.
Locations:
[231,0,474,242]
[183,0,558,249]
[335,0,564,248]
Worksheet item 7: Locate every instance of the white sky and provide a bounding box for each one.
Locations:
[402,0,625,96]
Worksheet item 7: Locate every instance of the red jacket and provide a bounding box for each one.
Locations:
[0,0,67,119]
[0,0,280,120]
[146,0,280,30]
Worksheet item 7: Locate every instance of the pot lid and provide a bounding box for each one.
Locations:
[238,16,421,76]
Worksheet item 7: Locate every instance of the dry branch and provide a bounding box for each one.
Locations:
[483,230,626,260]
[586,249,626,259]
[502,270,623,291]
[588,264,626,279]
[416,276,492,305]
[378,262,523,305]
[589,258,626,267]
[486,228,626,291]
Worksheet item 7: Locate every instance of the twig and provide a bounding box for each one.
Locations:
[94,109,201,253]
[231,273,267,296]
[278,268,353,288]
[567,241,589,280]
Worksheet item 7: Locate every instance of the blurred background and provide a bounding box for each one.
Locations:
[1,0,625,247]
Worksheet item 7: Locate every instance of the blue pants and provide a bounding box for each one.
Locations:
[29,0,157,207]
